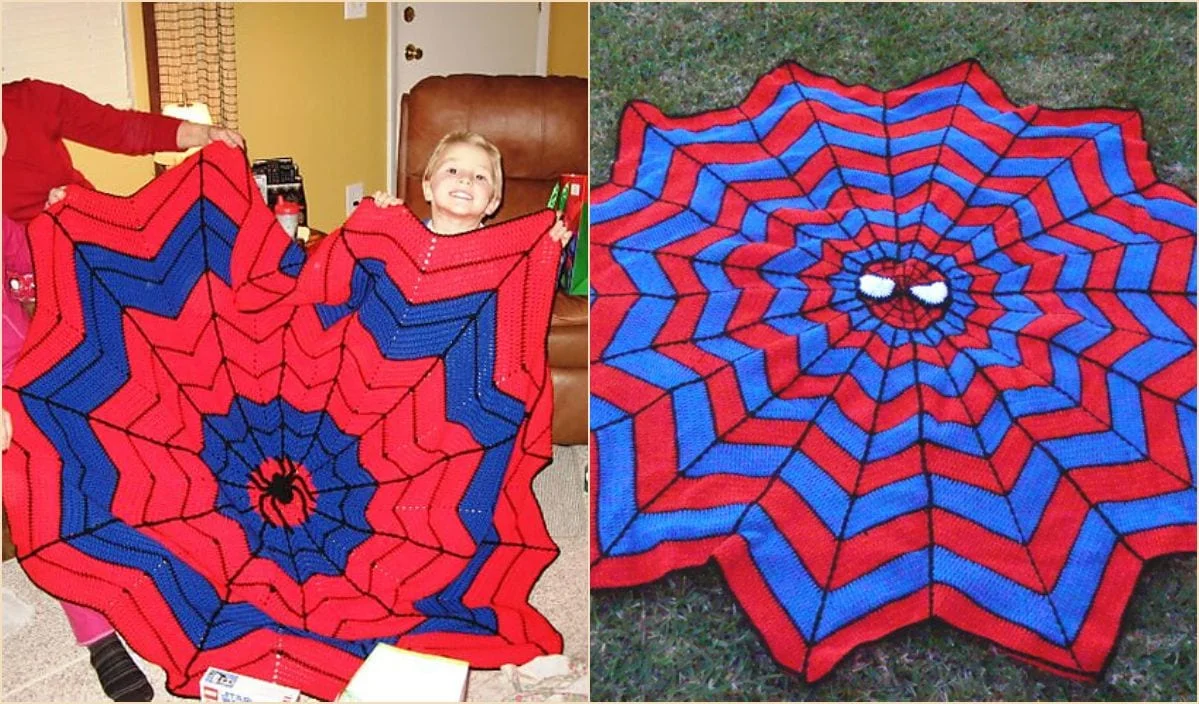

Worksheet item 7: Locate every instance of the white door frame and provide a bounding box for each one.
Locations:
[385,3,550,194]
[534,2,550,76]
[386,3,396,194]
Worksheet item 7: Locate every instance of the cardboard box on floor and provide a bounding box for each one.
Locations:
[338,644,469,702]
[199,667,300,702]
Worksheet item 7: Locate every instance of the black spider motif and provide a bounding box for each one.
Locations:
[248,456,316,531]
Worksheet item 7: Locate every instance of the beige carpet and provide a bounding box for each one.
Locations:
[0,444,588,702]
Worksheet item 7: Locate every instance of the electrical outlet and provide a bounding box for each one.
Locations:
[346,182,364,217]
[344,2,367,20]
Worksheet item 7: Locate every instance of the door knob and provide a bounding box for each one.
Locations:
[405,44,423,61]
[403,6,415,22]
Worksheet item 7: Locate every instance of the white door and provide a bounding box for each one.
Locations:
[386,2,548,191]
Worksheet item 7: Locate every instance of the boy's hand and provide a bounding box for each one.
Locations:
[371,191,403,208]
[547,217,572,246]
[2,408,11,453]
[45,185,67,208]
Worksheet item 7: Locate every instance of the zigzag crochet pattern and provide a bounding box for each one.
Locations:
[3,143,563,699]
[590,60,1197,681]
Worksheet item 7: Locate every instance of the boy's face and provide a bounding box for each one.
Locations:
[422,142,500,226]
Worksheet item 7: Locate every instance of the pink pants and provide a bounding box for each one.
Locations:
[61,601,114,646]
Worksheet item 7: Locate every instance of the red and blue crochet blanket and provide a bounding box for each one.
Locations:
[590,60,1196,681]
[3,143,563,699]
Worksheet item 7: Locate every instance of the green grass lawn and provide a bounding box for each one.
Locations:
[589,2,1197,701]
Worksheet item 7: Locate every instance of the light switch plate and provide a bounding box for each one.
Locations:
[346,182,364,217]
[344,2,367,20]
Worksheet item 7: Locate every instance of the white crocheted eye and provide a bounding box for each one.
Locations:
[910,281,948,306]
[858,273,895,300]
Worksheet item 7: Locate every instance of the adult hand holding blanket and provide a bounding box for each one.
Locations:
[2,143,563,699]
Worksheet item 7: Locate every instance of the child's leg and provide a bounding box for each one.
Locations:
[62,602,154,701]
[60,601,114,645]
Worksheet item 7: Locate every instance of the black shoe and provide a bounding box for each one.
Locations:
[87,634,154,702]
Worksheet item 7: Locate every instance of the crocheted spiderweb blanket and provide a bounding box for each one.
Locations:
[3,143,563,699]
[590,60,1196,681]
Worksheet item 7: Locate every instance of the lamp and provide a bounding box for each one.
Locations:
[153,102,213,168]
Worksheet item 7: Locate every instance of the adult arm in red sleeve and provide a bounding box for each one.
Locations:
[37,80,183,155]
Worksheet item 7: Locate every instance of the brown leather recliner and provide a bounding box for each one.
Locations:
[397,74,587,445]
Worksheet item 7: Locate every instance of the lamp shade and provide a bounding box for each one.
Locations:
[153,102,213,167]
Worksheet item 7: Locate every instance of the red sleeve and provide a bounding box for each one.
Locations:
[34,80,182,155]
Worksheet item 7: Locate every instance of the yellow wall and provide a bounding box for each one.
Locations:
[65,3,157,195]
[548,2,588,78]
[235,3,388,232]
